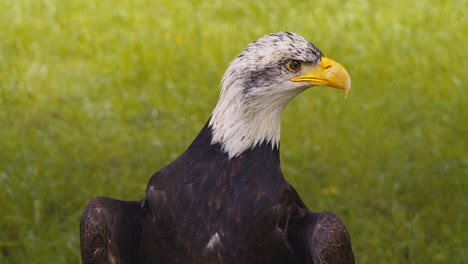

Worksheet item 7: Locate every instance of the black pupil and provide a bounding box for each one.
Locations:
[290,60,300,70]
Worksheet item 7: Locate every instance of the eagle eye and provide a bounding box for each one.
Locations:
[286,60,302,72]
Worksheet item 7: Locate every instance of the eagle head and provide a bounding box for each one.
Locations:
[209,32,351,158]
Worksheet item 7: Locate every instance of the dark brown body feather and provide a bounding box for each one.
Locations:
[80,122,354,263]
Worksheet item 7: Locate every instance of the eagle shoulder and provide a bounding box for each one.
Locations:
[80,197,142,264]
[309,212,355,264]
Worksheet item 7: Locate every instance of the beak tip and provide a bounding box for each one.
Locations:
[344,87,350,99]
[343,74,351,99]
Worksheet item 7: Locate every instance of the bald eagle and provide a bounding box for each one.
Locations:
[80,32,354,264]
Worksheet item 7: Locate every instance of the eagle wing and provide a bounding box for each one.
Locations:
[79,197,142,264]
[304,211,355,264]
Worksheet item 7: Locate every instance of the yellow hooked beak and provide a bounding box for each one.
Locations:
[291,57,351,98]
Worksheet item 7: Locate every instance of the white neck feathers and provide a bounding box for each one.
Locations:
[209,79,302,159]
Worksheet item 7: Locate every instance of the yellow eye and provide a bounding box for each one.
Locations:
[286,60,302,72]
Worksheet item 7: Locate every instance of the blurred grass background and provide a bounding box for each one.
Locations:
[0,0,467,263]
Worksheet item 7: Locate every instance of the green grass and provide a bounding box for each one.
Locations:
[1,0,467,263]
